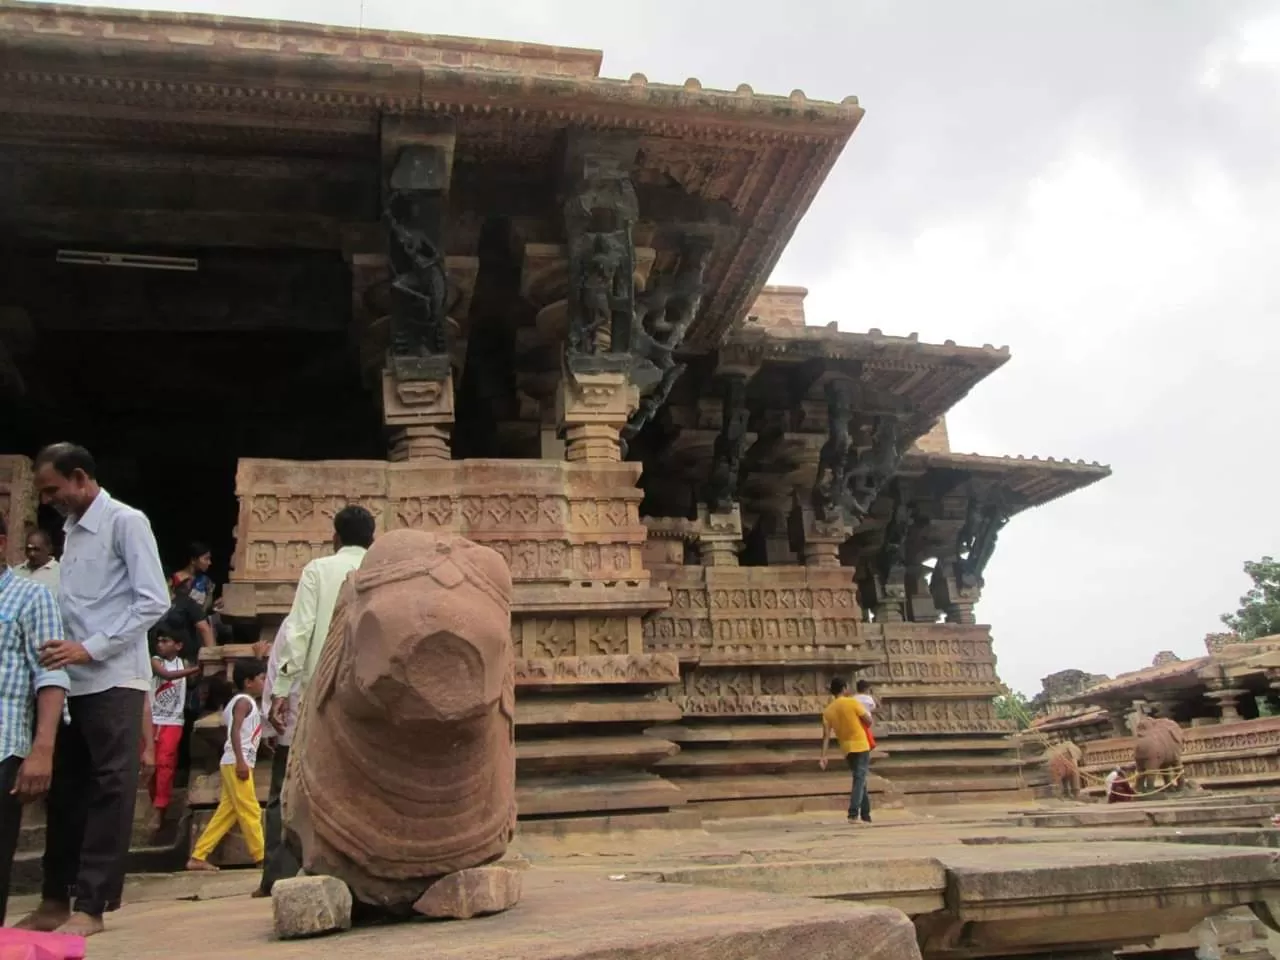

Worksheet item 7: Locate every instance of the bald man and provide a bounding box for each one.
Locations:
[15,530,59,598]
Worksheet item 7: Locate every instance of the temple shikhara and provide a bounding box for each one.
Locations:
[0,2,1114,845]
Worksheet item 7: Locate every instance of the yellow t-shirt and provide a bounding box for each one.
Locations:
[823,695,871,755]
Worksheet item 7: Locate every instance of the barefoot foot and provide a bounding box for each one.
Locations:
[57,912,106,937]
[13,899,71,932]
[186,857,219,872]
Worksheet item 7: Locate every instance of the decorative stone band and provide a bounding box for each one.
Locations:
[514,654,679,686]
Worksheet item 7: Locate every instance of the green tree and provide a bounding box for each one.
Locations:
[994,690,1031,730]
[1221,556,1280,640]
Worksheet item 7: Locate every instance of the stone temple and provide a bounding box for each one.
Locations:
[0,2,1113,839]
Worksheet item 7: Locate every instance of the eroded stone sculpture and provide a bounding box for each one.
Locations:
[1132,715,1185,795]
[1046,740,1083,799]
[282,529,518,916]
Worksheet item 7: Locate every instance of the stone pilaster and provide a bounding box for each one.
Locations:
[790,499,852,568]
[1106,706,1133,737]
[380,117,456,459]
[1205,686,1247,724]
[695,503,742,567]
[383,367,454,461]
[870,570,908,623]
[556,356,638,463]
[930,559,981,625]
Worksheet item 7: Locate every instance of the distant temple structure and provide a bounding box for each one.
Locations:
[1032,635,1280,794]
[0,2,1109,857]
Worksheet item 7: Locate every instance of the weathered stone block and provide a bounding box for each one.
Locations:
[272,875,353,940]
[413,865,523,919]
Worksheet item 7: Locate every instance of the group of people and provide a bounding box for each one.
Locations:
[0,437,893,938]
[0,440,378,936]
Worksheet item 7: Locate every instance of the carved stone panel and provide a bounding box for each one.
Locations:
[229,457,656,616]
[643,565,863,660]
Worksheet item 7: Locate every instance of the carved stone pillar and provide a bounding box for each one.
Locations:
[381,117,456,460]
[1205,686,1247,724]
[1105,707,1131,737]
[930,559,981,625]
[383,369,455,461]
[790,498,851,568]
[702,371,751,515]
[695,503,742,567]
[556,357,638,463]
[905,562,938,622]
[869,571,907,623]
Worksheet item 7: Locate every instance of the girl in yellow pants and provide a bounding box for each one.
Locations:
[187,661,268,869]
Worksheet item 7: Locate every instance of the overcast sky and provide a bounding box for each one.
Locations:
[48,0,1280,694]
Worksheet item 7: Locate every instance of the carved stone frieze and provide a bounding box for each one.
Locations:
[230,458,654,614]
[643,566,863,657]
[514,653,680,686]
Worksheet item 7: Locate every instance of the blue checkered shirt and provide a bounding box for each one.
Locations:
[0,566,70,761]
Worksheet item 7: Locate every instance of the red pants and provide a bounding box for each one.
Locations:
[150,724,183,811]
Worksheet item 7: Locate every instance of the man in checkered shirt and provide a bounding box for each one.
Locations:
[0,511,69,926]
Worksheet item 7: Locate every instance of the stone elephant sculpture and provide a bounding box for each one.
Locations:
[1132,716,1185,795]
[1046,740,1083,799]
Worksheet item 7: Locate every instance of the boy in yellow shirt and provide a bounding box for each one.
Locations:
[819,677,873,824]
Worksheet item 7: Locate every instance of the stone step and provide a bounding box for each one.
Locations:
[648,724,1014,750]
[666,771,898,805]
[655,745,1023,778]
[516,697,682,726]
[516,735,679,773]
[516,772,686,818]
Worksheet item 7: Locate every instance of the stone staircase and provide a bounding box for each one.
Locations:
[9,786,192,896]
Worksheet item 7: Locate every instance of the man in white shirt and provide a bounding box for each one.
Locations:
[268,505,374,735]
[254,617,301,898]
[14,530,59,598]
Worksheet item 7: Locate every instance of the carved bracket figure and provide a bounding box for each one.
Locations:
[385,145,452,384]
[811,378,856,523]
[930,498,1008,624]
[848,414,907,519]
[703,372,750,514]
[563,136,639,363]
[955,498,1008,590]
[619,237,713,455]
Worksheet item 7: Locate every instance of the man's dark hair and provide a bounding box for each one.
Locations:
[333,505,375,549]
[855,679,871,694]
[233,659,267,690]
[188,541,211,562]
[829,677,849,697]
[34,443,97,480]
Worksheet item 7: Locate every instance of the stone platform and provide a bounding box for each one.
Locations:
[51,870,922,960]
[14,797,1280,960]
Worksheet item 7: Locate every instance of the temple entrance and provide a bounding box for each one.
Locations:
[0,243,383,587]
